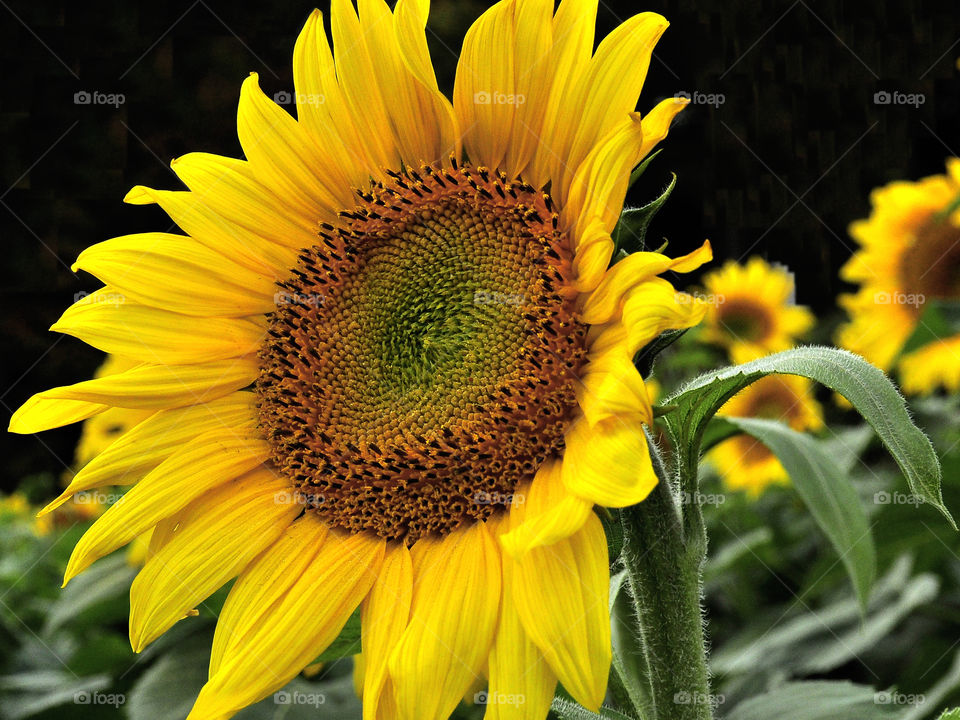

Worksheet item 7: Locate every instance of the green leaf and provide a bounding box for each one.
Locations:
[126,632,209,720]
[0,670,112,720]
[712,556,938,677]
[627,149,661,190]
[724,417,876,609]
[939,710,960,720]
[609,571,654,720]
[725,681,903,720]
[43,553,136,635]
[613,173,676,255]
[663,346,954,528]
[634,329,688,379]
[550,697,637,720]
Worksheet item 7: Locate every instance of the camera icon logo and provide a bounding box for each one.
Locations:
[873,90,891,105]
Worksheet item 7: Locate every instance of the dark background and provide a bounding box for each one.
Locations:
[2,0,959,490]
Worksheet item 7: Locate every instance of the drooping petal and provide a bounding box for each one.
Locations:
[10,360,258,433]
[361,542,413,720]
[499,459,592,556]
[129,466,298,651]
[123,186,300,276]
[388,521,501,720]
[581,241,713,325]
[485,528,556,720]
[171,153,320,249]
[188,524,384,719]
[63,425,269,584]
[512,512,610,711]
[561,415,658,507]
[40,392,257,515]
[575,348,653,428]
[51,299,265,365]
[72,233,277,317]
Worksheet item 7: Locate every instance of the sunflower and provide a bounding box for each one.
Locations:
[708,374,823,496]
[698,256,814,363]
[837,159,960,394]
[9,2,712,718]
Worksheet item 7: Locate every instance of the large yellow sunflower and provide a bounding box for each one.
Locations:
[9,2,712,719]
[708,374,823,497]
[699,256,814,363]
[837,159,960,394]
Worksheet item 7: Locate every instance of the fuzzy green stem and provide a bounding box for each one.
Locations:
[619,439,713,720]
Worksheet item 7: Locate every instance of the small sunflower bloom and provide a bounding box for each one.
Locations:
[699,257,814,363]
[837,159,960,394]
[709,375,824,496]
[9,2,712,719]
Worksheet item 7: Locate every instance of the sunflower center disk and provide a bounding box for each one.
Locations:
[257,163,588,543]
[900,217,960,309]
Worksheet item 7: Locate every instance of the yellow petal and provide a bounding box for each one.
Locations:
[635,96,689,162]
[51,299,265,365]
[561,13,668,197]
[330,0,400,171]
[292,10,374,186]
[453,0,517,173]
[501,0,554,179]
[576,348,653,427]
[10,360,257,433]
[563,115,643,241]
[41,392,257,516]
[171,153,320,249]
[359,0,459,166]
[500,459,593,556]
[621,280,708,355]
[361,543,413,720]
[512,513,610,711]
[189,525,384,719]
[527,0,597,189]
[388,521,501,720]
[561,415,657,507]
[73,233,277,317]
[7,396,108,435]
[572,221,615,293]
[129,466,298,651]
[63,425,269,584]
[238,73,351,213]
[582,241,713,325]
[123,186,300,276]
[487,523,557,720]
